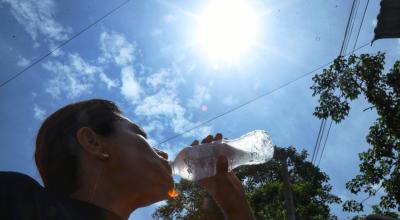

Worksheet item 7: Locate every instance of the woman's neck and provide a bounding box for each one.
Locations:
[71,182,140,220]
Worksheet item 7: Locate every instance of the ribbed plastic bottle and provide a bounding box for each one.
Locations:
[169,130,274,181]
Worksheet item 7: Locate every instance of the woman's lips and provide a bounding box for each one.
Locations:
[161,159,172,176]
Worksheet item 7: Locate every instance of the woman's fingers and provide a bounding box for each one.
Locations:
[201,134,214,144]
[200,133,223,144]
[215,133,223,141]
[216,155,229,174]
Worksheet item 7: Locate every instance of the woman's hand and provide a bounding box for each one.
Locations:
[191,134,255,220]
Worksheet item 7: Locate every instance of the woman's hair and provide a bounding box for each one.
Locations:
[35,99,122,195]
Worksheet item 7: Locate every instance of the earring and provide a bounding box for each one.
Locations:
[102,153,110,158]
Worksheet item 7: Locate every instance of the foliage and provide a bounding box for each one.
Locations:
[152,178,224,220]
[310,52,400,214]
[153,147,341,220]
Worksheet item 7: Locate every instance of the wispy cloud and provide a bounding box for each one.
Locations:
[69,54,100,75]
[43,62,91,99]
[2,0,71,46]
[371,19,377,28]
[163,14,176,23]
[99,72,118,89]
[120,66,142,104]
[42,53,102,99]
[222,95,238,106]
[145,68,184,91]
[135,90,181,117]
[142,120,165,134]
[151,28,163,37]
[98,31,136,66]
[189,84,212,108]
[136,68,212,138]
[33,104,46,120]
[16,56,29,67]
[39,29,212,141]
[98,32,142,102]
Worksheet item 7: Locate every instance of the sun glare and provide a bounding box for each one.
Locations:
[196,0,258,63]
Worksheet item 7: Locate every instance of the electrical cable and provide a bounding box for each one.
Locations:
[352,0,370,52]
[344,0,360,55]
[314,118,327,164]
[156,41,371,147]
[318,0,370,166]
[315,0,360,165]
[340,0,358,56]
[0,0,131,89]
[360,185,383,204]
[317,119,333,166]
[311,119,325,163]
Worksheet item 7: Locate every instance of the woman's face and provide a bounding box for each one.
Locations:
[100,115,173,207]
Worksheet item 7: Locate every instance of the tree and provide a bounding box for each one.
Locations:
[153,147,341,220]
[310,52,400,215]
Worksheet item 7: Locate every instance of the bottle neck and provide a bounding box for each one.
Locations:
[168,161,177,176]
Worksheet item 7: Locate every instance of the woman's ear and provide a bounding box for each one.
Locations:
[76,127,109,160]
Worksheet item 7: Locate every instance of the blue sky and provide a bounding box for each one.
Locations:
[0,0,399,219]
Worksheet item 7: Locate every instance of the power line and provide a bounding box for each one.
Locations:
[314,0,360,165]
[317,119,333,166]
[344,0,360,55]
[317,0,370,166]
[360,185,383,205]
[340,0,358,55]
[311,119,325,163]
[0,0,131,89]
[156,41,371,147]
[353,0,370,52]
[314,118,327,164]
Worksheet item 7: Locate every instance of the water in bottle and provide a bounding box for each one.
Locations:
[169,130,274,181]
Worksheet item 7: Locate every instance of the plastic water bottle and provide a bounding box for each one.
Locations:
[169,130,274,181]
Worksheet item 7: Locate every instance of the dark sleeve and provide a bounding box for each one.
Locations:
[0,171,43,220]
[365,214,398,220]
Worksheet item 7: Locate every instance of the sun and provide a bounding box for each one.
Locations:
[196,0,258,63]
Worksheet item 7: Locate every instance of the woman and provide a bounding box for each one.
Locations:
[0,99,255,220]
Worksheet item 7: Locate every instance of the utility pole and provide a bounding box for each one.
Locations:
[275,147,296,220]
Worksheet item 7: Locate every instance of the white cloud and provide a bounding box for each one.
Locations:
[253,80,261,91]
[189,85,211,108]
[2,0,71,45]
[146,68,184,91]
[371,19,377,28]
[222,95,238,106]
[163,14,176,23]
[135,90,179,117]
[142,120,164,134]
[135,68,212,138]
[16,56,30,67]
[42,54,98,99]
[99,72,118,89]
[135,90,211,137]
[120,66,142,104]
[69,53,100,75]
[45,69,93,99]
[42,51,123,98]
[99,32,136,66]
[338,194,350,202]
[151,28,163,36]
[33,105,46,120]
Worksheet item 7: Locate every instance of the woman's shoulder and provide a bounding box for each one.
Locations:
[0,171,40,181]
[0,171,47,219]
[0,171,42,190]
